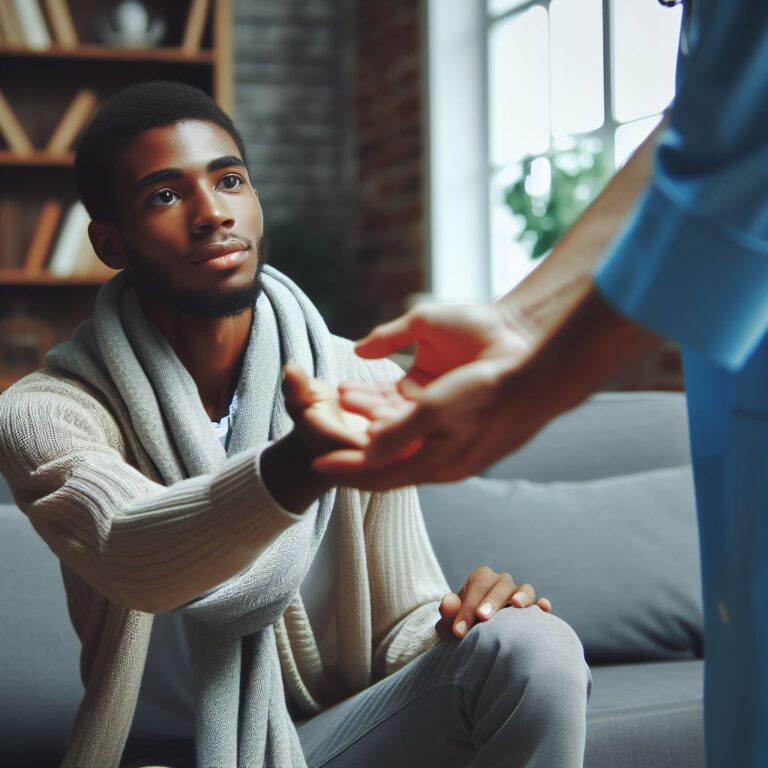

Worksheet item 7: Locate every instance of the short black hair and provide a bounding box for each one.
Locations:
[75,81,248,223]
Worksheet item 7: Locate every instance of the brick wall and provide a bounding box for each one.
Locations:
[233,0,352,329]
[346,0,427,336]
[233,0,428,336]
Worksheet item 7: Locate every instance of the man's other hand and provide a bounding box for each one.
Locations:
[436,566,551,641]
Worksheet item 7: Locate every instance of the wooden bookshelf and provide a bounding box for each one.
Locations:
[0,44,216,64]
[0,269,109,286]
[0,151,75,166]
[0,0,233,389]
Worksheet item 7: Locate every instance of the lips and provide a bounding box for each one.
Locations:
[191,239,250,264]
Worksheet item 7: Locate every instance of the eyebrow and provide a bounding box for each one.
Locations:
[133,155,247,192]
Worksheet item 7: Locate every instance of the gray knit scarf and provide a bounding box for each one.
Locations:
[49,266,337,767]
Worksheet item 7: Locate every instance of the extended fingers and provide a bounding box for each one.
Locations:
[282,362,315,413]
[354,313,418,359]
[450,566,499,638]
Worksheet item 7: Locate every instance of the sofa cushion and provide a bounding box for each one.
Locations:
[0,504,82,765]
[586,661,704,768]
[418,466,703,664]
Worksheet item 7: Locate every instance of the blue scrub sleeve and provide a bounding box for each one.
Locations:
[594,0,768,372]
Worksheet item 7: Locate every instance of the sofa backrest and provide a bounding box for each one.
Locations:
[483,391,692,482]
[418,392,704,665]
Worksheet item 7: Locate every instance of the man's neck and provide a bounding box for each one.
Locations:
[139,298,252,421]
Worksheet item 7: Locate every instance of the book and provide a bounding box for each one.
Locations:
[0,198,21,268]
[181,0,211,53]
[71,228,114,278]
[47,201,89,276]
[42,0,78,47]
[0,0,24,47]
[0,89,34,155]
[45,89,97,155]
[24,199,63,272]
[10,0,50,49]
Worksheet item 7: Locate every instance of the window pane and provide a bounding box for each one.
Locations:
[488,0,532,17]
[611,0,682,122]
[490,165,539,295]
[550,0,604,136]
[489,7,550,166]
[614,113,663,167]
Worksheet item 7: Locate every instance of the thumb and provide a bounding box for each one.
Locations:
[282,362,315,415]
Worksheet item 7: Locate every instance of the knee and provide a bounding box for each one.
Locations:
[469,607,590,711]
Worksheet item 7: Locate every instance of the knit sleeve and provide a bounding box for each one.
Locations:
[365,485,449,679]
[0,373,302,614]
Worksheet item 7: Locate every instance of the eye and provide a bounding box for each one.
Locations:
[218,174,243,191]
[149,188,179,207]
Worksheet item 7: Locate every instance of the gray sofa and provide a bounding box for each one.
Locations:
[0,391,704,767]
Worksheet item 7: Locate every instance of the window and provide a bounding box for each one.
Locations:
[487,0,683,294]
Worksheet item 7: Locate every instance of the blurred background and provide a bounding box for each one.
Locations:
[0,0,684,391]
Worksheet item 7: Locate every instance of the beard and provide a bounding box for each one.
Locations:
[125,235,267,318]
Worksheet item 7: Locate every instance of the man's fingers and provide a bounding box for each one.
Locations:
[537,597,552,613]
[475,572,517,621]
[510,582,536,608]
[354,315,418,359]
[450,567,497,638]
[282,362,315,411]
[439,592,461,620]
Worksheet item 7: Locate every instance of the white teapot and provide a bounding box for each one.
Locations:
[96,0,166,48]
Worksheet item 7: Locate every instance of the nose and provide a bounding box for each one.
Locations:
[190,185,234,235]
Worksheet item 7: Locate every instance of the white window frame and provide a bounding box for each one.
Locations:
[425,0,678,302]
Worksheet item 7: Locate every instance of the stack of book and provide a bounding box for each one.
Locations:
[2,198,114,279]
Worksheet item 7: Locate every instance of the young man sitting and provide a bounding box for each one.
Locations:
[0,82,590,768]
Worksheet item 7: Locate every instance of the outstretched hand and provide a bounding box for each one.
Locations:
[312,289,653,490]
[354,303,533,394]
[261,363,371,512]
[310,302,547,489]
[281,362,370,456]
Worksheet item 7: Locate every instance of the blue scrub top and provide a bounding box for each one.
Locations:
[594,2,768,765]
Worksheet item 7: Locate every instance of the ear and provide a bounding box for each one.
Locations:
[88,221,128,270]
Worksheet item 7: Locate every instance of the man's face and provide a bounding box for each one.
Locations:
[113,119,264,317]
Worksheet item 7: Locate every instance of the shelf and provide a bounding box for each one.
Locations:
[0,44,214,65]
[0,269,109,286]
[0,151,75,167]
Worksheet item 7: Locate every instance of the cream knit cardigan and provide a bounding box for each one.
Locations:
[0,328,448,767]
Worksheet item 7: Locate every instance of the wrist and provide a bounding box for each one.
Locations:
[261,431,333,514]
[501,285,661,421]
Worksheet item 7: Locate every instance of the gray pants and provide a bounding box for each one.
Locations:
[123,608,590,767]
[299,607,590,768]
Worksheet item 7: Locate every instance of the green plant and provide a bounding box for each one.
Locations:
[503,137,610,259]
